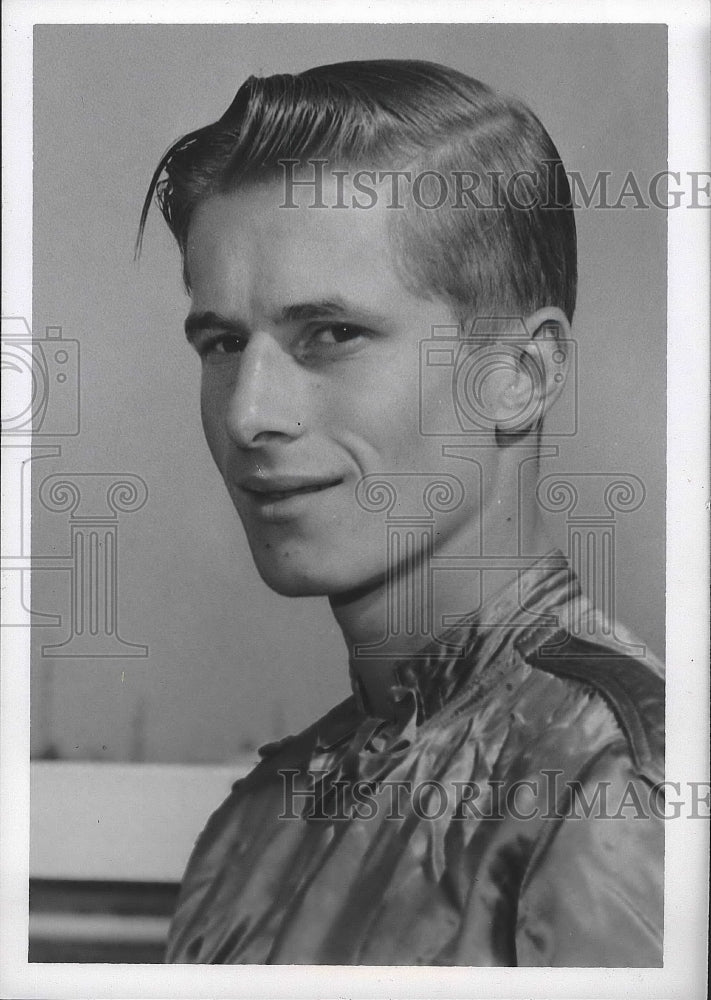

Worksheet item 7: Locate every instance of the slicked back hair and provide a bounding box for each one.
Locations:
[139,59,577,324]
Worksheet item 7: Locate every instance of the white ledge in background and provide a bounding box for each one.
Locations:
[30,759,254,883]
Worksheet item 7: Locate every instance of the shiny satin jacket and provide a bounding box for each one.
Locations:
[166,557,664,966]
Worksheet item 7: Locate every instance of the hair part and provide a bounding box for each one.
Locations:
[138,59,577,324]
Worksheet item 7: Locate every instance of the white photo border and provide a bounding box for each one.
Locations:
[1,1,709,998]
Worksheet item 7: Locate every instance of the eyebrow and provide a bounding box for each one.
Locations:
[184,298,390,343]
[184,311,246,344]
[277,299,368,324]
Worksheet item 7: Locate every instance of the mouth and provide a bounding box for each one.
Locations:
[239,475,345,504]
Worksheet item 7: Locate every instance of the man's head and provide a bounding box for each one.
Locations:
[140,59,576,324]
[141,60,577,599]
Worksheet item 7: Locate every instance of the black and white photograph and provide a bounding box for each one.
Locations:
[1,3,709,998]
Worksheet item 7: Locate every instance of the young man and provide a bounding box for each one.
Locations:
[140,60,664,966]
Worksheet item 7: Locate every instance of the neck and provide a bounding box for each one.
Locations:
[330,450,555,718]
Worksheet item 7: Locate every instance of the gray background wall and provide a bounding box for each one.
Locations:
[31,23,666,763]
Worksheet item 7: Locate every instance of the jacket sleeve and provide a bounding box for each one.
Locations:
[515,741,664,967]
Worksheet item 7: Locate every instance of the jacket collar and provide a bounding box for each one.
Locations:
[348,550,578,725]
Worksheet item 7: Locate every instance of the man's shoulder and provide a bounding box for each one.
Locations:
[515,628,664,785]
[256,695,359,759]
[190,696,360,842]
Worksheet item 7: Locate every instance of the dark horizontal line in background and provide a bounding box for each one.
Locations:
[29,879,181,964]
[30,934,168,964]
[30,878,181,916]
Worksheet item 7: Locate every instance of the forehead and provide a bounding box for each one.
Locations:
[185,178,417,316]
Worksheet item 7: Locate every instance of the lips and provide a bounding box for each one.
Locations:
[239,474,344,503]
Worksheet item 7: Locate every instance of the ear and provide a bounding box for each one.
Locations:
[492,306,572,438]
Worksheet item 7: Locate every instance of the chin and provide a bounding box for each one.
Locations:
[252,549,379,599]
[254,557,389,604]
[261,575,329,598]
[252,557,334,598]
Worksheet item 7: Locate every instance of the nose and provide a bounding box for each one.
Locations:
[224,331,305,448]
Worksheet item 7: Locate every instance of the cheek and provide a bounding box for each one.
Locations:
[199,378,228,465]
[374,391,426,464]
[333,367,422,450]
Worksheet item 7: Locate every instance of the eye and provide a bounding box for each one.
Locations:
[310,323,366,346]
[199,334,244,361]
[297,323,369,365]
